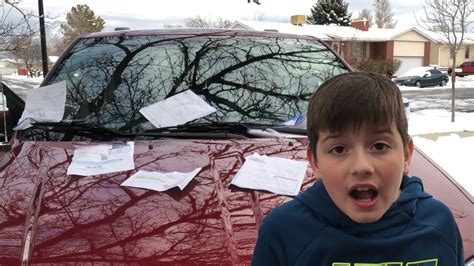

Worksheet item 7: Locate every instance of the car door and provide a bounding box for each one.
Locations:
[422,70,435,86]
[429,69,443,85]
[467,62,474,74]
[459,62,470,76]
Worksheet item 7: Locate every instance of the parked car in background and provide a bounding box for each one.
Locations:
[0,29,472,265]
[447,61,474,77]
[394,66,449,87]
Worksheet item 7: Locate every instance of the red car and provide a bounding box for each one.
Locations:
[0,29,472,265]
[447,61,474,77]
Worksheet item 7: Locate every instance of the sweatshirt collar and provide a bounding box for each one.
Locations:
[296,175,432,236]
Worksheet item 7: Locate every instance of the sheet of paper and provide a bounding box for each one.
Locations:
[139,90,217,128]
[121,168,202,191]
[231,153,308,196]
[14,81,67,130]
[67,141,135,176]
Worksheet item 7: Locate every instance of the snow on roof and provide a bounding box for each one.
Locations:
[422,30,474,45]
[231,20,438,43]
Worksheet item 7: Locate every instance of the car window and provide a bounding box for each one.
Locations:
[44,34,349,135]
[429,69,441,75]
[461,62,469,67]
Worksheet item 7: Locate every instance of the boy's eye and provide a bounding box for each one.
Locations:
[329,146,346,154]
[373,142,389,151]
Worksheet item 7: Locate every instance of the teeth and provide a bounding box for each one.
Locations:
[350,187,378,201]
[358,198,372,202]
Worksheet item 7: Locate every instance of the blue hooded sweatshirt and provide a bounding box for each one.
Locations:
[251,176,464,265]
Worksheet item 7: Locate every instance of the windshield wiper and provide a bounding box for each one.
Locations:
[29,121,306,140]
[31,121,134,140]
[144,122,266,134]
[30,121,253,140]
[144,122,307,137]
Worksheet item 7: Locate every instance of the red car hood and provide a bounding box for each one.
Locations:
[0,139,472,264]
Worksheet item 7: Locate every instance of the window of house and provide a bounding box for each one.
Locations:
[465,47,470,59]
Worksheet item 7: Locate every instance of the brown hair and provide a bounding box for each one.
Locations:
[307,72,408,156]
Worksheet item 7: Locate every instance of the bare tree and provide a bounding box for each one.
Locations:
[47,34,65,56]
[0,0,36,51]
[184,16,231,28]
[356,8,373,28]
[373,0,397,28]
[163,24,183,28]
[11,36,42,77]
[241,11,267,21]
[418,0,473,122]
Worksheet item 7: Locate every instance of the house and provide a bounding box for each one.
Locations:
[424,31,474,68]
[229,16,441,77]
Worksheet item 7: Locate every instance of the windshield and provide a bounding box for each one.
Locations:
[39,32,348,137]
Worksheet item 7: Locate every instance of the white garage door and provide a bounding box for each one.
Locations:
[394,57,423,77]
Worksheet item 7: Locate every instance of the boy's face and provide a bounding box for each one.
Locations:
[307,122,413,224]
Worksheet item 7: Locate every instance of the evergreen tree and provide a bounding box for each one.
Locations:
[60,4,105,47]
[307,0,351,26]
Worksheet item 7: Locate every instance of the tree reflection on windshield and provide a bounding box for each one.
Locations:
[48,32,348,132]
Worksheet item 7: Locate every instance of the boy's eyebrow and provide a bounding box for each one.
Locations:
[321,127,394,143]
[320,133,342,143]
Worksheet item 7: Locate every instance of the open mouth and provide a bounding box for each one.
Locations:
[349,187,378,202]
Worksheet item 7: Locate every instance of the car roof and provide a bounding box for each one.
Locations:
[401,66,434,76]
[81,28,320,41]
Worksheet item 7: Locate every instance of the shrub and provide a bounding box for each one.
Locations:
[356,58,401,77]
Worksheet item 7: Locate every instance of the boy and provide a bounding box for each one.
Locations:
[251,72,463,265]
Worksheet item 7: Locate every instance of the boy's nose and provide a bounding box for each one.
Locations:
[350,149,375,177]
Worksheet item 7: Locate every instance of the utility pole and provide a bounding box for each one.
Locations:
[38,0,48,77]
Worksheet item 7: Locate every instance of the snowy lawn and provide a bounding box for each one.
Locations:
[400,76,474,197]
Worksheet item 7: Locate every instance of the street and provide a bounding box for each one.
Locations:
[401,86,474,113]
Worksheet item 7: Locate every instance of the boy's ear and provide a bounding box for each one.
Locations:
[306,147,319,172]
[403,137,414,175]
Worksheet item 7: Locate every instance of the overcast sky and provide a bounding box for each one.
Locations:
[16,0,426,30]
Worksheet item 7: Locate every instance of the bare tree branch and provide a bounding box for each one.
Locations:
[417,0,473,122]
[0,0,36,51]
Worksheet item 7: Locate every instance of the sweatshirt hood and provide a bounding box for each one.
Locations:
[297,175,432,237]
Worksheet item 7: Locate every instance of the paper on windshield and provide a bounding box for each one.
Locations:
[67,141,135,176]
[230,153,308,196]
[121,168,202,192]
[14,81,67,130]
[139,90,217,128]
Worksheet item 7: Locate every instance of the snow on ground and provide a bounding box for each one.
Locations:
[409,110,474,197]
[2,74,474,196]
[2,73,43,84]
[400,76,474,197]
